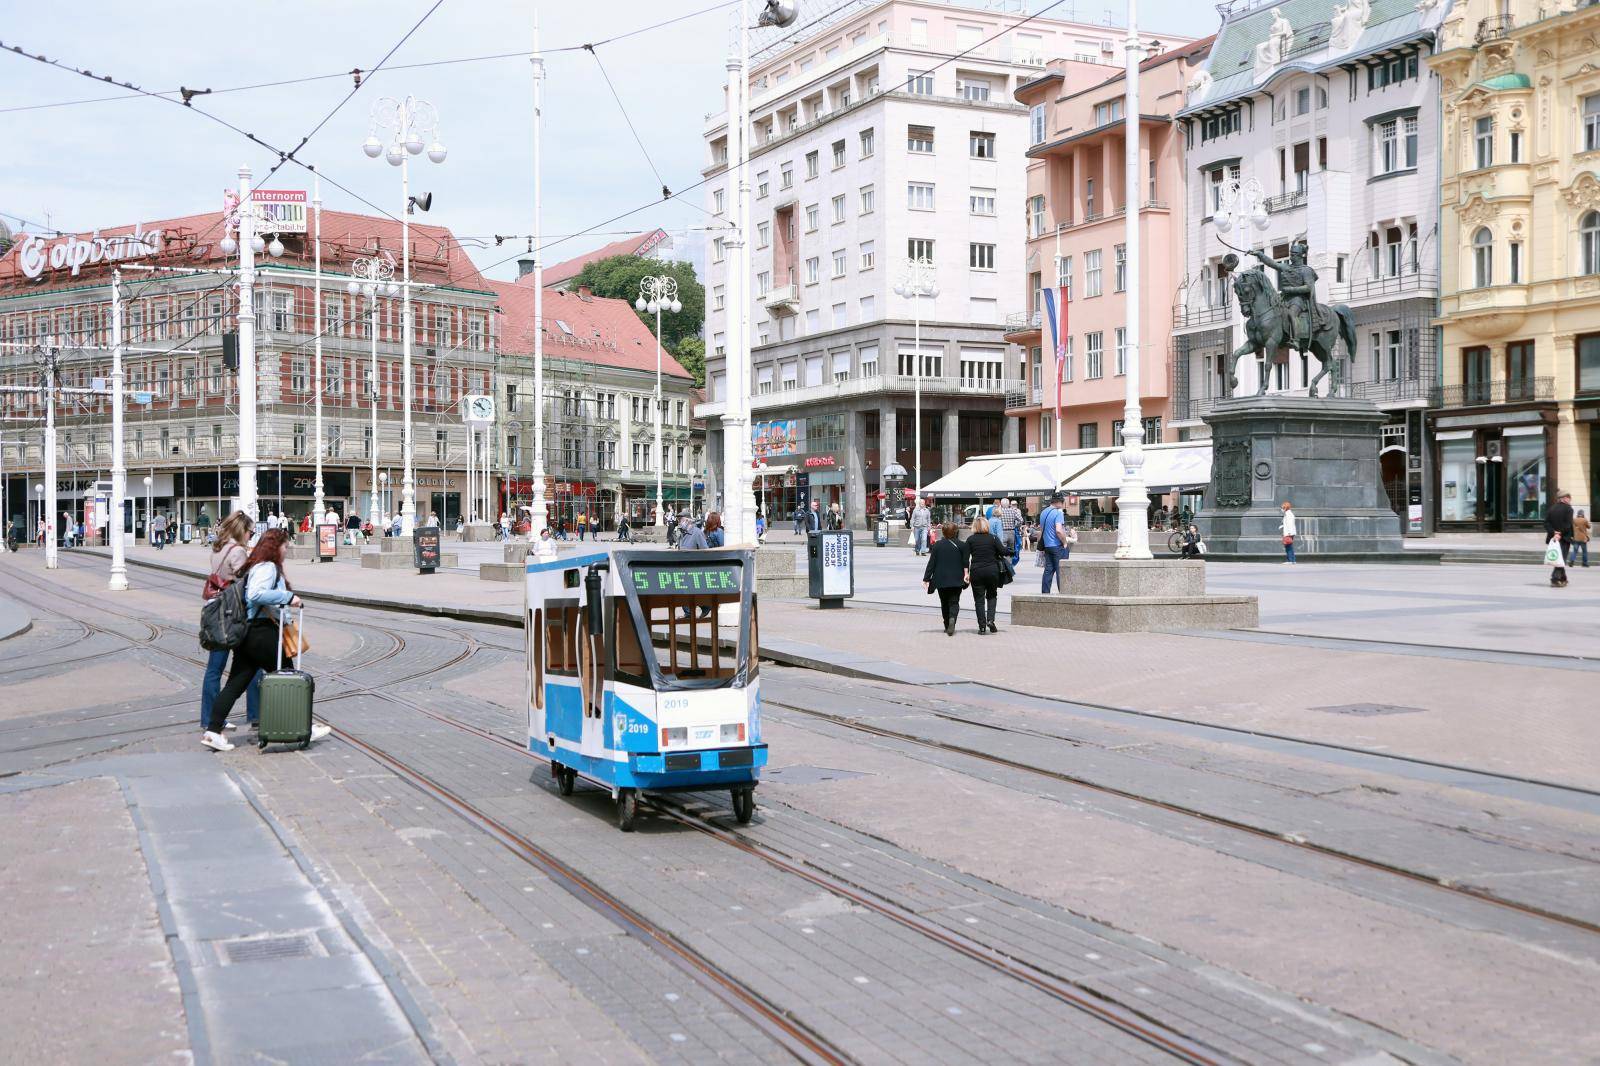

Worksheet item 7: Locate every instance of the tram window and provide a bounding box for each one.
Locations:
[747,597,760,680]
[543,602,579,677]
[529,608,544,709]
[613,597,651,684]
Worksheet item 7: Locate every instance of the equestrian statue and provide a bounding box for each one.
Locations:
[1222,238,1357,398]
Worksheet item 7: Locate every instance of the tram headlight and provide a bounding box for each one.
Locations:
[721,723,746,743]
[661,726,688,748]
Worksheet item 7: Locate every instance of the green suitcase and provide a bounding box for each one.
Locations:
[259,608,315,749]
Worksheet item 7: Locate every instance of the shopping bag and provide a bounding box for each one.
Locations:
[1544,539,1564,567]
[282,618,312,659]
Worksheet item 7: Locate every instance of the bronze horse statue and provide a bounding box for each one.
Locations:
[1228,267,1357,397]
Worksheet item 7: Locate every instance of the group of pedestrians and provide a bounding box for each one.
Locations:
[1545,490,1589,588]
[199,510,330,752]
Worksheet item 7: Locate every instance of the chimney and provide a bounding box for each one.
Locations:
[578,285,593,300]
[516,256,536,278]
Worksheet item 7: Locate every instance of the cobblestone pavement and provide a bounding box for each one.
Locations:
[2,549,1596,1064]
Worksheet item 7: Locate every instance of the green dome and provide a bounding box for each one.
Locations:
[1479,73,1532,91]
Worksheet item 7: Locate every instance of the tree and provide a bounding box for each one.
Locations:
[570,254,704,352]
[674,336,706,389]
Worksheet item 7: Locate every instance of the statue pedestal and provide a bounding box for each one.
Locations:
[1197,395,1404,561]
[1011,559,1259,633]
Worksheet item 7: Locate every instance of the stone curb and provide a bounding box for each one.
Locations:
[0,592,33,642]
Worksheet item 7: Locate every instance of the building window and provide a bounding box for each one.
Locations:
[1085,249,1103,297]
[271,292,292,333]
[907,71,934,95]
[960,78,990,102]
[859,241,875,271]
[959,350,1003,391]
[907,125,934,153]
[907,238,934,262]
[831,194,846,223]
[1585,94,1600,152]
[804,257,819,284]
[1510,129,1522,162]
[1510,241,1523,284]
[897,346,941,378]
[1114,327,1127,375]
[805,150,819,179]
[1475,116,1494,169]
[907,181,935,210]
[1378,120,1399,173]
[860,345,879,377]
[1029,194,1046,237]
[1085,332,1104,379]
[1094,99,1124,126]
[1029,103,1046,145]
[435,430,447,462]
[1078,423,1098,449]
[712,237,725,263]
[859,184,875,214]
[969,131,996,159]
[1085,177,1097,217]
[969,188,995,215]
[969,243,995,270]
[805,204,819,231]
[1578,334,1600,394]
[832,139,846,167]
[780,163,793,189]
[832,250,847,277]
[326,359,343,396]
[832,302,847,327]
[292,422,307,456]
[860,127,875,157]
[756,172,769,198]
[291,360,308,392]
[1582,211,1600,275]
[1295,87,1311,116]
[859,294,876,319]
[1473,227,1493,287]
[1114,244,1126,292]
[713,189,725,214]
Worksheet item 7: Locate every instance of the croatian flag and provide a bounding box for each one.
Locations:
[1041,284,1068,424]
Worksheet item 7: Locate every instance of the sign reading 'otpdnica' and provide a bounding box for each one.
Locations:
[16,225,166,279]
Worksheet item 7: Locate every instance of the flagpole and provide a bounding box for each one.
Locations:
[1053,226,1063,461]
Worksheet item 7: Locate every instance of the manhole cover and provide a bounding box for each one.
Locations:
[763,765,869,785]
[217,933,321,965]
[1310,703,1424,717]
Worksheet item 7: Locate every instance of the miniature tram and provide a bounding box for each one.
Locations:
[523,547,767,831]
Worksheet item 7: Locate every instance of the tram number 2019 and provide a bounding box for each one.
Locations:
[660,696,691,712]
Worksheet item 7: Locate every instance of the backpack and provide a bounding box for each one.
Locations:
[199,577,250,650]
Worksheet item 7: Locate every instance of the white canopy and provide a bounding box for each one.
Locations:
[1058,442,1213,497]
[921,450,1105,500]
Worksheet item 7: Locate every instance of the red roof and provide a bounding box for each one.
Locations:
[490,279,691,380]
[0,207,490,294]
[525,228,672,288]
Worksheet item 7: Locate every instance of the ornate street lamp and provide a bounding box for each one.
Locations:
[635,275,683,527]
[892,257,938,503]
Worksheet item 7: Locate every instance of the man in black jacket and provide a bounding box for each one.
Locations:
[1545,490,1575,588]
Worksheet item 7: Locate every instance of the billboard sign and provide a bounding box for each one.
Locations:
[752,418,804,461]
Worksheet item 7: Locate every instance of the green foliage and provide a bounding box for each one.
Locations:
[673,336,706,389]
[570,254,705,351]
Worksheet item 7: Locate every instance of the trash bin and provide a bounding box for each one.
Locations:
[875,519,888,547]
[181,522,194,544]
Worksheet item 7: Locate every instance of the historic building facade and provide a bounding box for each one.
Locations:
[1006,38,1211,463]
[1173,0,1448,532]
[698,0,1169,524]
[1429,0,1600,529]
[0,208,496,536]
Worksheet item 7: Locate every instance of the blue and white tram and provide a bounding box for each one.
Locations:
[524,547,766,831]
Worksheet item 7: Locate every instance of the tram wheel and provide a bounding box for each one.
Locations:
[557,766,576,796]
[617,788,638,832]
[731,787,755,825]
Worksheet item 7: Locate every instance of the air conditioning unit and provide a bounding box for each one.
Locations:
[1101,40,1115,54]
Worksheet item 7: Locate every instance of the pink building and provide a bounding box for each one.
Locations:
[1006,38,1212,462]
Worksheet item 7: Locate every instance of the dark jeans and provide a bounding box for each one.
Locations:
[936,587,963,627]
[1039,545,1066,593]
[209,618,281,734]
[1569,542,1589,567]
[202,647,261,726]
[1284,537,1297,563]
[970,576,998,628]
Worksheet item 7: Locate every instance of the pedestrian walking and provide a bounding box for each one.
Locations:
[201,511,262,732]
[1280,501,1297,564]
[499,512,511,541]
[1038,493,1074,593]
[678,513,723,619]
[1570,509,1590,568]
[910,497,931,555]
[923,522,969,637]
[616,514,632,542]
[793,506,806,535]
[61,510,75,548]
[806,499,823,533]
[204,527,330,751]
[755,511,766,544]
[965,516,1007,635]
[1545,490,1575,588]
[998,497,1023,566]
[151,511,168,549]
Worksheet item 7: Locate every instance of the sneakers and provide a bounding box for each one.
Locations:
[309,723,333,743]
[202,731,235,752]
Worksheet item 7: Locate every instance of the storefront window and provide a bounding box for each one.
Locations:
[1578,334,1600,395]
[1438,437,1477,523]
[1506,433,1547,521]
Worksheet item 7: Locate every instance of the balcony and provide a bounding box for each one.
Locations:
[1346,378,1440,406]
[1265,190,1307,213]
[1004,384,1045,410]
[1173,302,1234,329]
[1328,272,1438,303]
[1438,377,1553,408]
[1281,22,1331,61]
[1005,310,1042,334]
[1170,395,1229,423]
[1476,14,1514,42]
[762,284,799,316]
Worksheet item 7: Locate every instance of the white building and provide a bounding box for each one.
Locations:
[1172,0,1447,530]
[697,0,1164,523]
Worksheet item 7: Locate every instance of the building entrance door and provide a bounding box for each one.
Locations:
[1476,433,1504,532]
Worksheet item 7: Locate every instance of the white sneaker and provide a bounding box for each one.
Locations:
[202,731,235,752]
[309,723,332,744]
[224,721,238,731]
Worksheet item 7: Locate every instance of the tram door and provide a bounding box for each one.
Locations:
[578,580,606,758]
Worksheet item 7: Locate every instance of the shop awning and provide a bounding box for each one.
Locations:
[1058,443,1212,497]
[921,450,1104,500]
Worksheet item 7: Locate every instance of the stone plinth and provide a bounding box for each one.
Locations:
[1011,558,1258,633]
[361,550,459,570]
[461,522,497,542]
[1197,395,1403,559]
[755,546,807,598]
[479,562,523,582]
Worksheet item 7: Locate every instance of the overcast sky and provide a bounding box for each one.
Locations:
[1,0,1220,283]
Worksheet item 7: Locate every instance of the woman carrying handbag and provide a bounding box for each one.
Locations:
[964,517,1007,635]
[922,522,969,637]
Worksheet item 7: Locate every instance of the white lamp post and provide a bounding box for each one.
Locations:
[109,268,128,589]
[1113,4,1151,560]
[893,257,938,504]
[219,168,284,522]
[348,255,399,532]
[635,276,682,527]
[529,15,550,548]
[32,484,43,547]
[38,346,60,569]
[363,94,446,536]
[1213,176,1271,396]
[142,475,153,542]
[378,470,390,525]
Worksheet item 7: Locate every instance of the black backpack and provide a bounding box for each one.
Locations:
[198,578,250,650]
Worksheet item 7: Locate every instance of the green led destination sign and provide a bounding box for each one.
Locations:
[631,565,740,595]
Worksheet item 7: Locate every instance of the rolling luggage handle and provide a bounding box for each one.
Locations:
[276,605,305,672]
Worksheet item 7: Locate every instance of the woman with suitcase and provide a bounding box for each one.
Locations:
[201,511,262,731]
[204,528,330,752]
